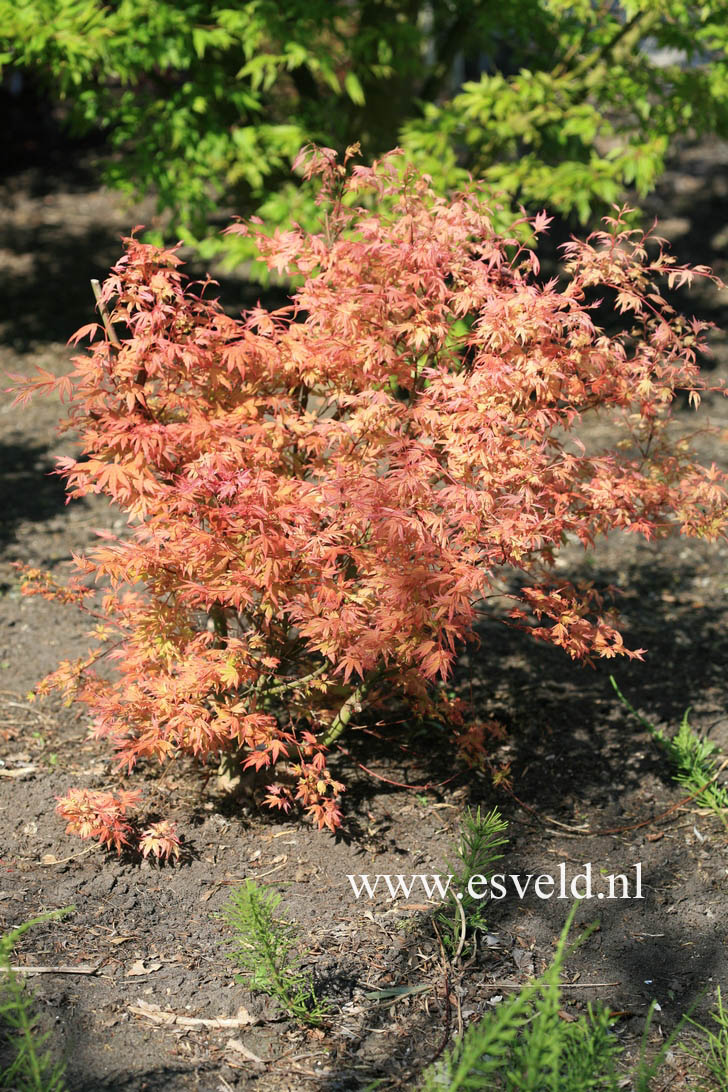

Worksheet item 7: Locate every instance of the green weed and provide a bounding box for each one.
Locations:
[436,807,508,956]
[0,909,73,1092]
[683,987,728,1092]
[610,676,728,827]
[422,905,679,1091]
[221,878,328,1026]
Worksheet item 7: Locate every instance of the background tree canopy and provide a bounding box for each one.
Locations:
[2,0,728,268]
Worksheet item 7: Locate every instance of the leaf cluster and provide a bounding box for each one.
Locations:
[611,677,728,825]
[422,905,676,1091]
[13,148,728,845]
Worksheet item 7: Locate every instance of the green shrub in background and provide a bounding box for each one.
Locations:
[2,1,728,268]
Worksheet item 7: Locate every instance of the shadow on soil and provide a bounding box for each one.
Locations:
[0,215,290,353]
[0,221,133,350]
[335,547,727,823]
[64,1065,217,1092]
[0,438,72,552]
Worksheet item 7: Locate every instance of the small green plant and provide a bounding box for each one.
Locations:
[682,988,728,1092]
[422,904,678,1091]
[1,909,73,1092]
[436,807,508,956]
[610,677,728,828]
[221,879,328,1026]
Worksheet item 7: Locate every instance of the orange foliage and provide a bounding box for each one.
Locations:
[13,146,727,849]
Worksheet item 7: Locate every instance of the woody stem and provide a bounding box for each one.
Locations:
[321,667,387,748]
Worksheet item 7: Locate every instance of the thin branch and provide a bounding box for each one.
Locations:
[129,999,257,1029]
[500,773,723,837]
[452,894,467,963]
[4,963,102,976]
[37,844,101,867]
[91,279,121,349]
[427,917,452,1067]
[264,663,329,698]
[340,753,463,793]
[589,777,724,836]
[485,979,621,990]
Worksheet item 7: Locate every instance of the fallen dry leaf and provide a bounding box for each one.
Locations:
[511,947,534,976]
[126,959,162,977]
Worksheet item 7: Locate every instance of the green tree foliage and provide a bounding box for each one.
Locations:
[2,1,728,263]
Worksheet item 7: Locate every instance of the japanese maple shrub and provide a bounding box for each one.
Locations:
[16,146,727,852]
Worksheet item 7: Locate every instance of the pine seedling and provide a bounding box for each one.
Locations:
[0,909,73,1092]
[610,677,728,827]
[422,904,682,1091]
[682,988,728,1092]
[436,806,508,955]
[221,879,328,1026]
[424,901,691,1091]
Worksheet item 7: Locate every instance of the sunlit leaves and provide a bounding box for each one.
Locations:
[18,149,728,846]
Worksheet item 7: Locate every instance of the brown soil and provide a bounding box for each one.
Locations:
[1,137,727,1091]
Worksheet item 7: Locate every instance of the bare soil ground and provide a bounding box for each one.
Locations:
[1,134,727,1091]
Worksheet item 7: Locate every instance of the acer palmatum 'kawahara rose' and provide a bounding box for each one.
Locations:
[15,145,727,847]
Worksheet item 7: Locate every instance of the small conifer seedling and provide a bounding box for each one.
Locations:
[221,879,328,1026]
